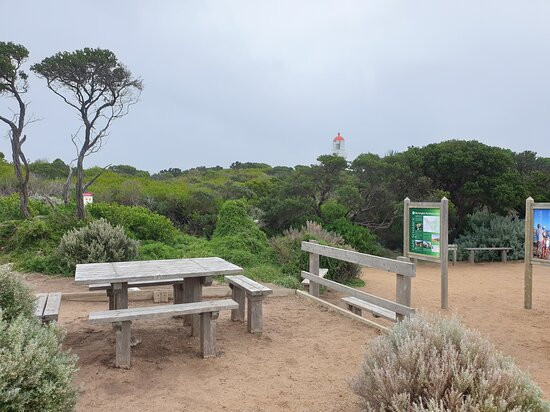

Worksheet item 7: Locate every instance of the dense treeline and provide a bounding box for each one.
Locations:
[0,139,547,254]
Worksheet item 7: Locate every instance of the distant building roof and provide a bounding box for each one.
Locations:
[333,132,344,142]
[83,192,93,196]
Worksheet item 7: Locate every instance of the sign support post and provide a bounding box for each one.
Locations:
[524,197,534,309]
[404,197,449,309]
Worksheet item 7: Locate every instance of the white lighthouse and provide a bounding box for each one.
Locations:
[332,132,346,158]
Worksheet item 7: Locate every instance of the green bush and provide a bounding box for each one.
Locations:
[58,218,139,271]
[455,210,524,261]
[0,193,51,222]
[0,313,77,411]
[352,314,549,411]
[243,264,300,289]
[269,221,361,285]
[213,200,266,241]
[0,267,36,323]
[88,203,178,243]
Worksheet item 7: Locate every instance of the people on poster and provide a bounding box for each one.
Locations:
[533,209,550,260]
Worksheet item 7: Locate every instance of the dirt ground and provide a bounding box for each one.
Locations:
[21,261,550,411]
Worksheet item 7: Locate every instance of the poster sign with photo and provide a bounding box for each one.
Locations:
[409,208,441,258]
[532,208,550,261]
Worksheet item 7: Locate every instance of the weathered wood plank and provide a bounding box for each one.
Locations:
[301,271,415,316]
[342,296,396,321]
[301,242,415,277]
[441,197,449,310]
[247,295,264,333]
[75,257,243,285]
[115,321,132,369]
[34,293,47,319]
[230,285,246,322]
[89,299,239,324]
[225,275,273,296]
[89,279,184,291]
[301,268,328,286]
[525,197,534,309]
[42,292,62,322]
[465,247,512,251]
[199,312,217,358]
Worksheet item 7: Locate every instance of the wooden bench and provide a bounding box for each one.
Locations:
[225,275,272,333]
[448,244,458,266]
[34,292,62,324]
[89,299,238,368]
[342,296,396,321]
[465,247,512,263]
[89,277,213,308]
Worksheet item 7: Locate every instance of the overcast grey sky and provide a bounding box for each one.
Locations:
[1,1,550,172]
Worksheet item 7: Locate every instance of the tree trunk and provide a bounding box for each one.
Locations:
[62,165,73,204]
[10,131,30,219]
[75,154,86,219]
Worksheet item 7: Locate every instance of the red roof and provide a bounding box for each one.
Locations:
[83,192,93,196]
[333,132,344,142]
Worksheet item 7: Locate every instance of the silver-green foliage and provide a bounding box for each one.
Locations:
[58,218,138,270]
[0,312,77,411]
[455,210,524,261]
[352,314,549,411]
[0,266,35,323]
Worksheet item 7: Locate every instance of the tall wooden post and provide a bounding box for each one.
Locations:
[309,240,320,298]
[524,197,534,309]
[403,197,410,257]
[440,197,449,309]
[396,256,412,321]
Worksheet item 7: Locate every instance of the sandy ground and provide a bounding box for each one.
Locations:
[21,261,550,410]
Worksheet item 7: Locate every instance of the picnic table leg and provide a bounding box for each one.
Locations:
[183,277,202,336]
[112,282,129,309]
[247,295,264,334]
[200,311,218,358]
[469,250,475,264]
[173,282,184,304]
[502,250,507,263]
[230,284,245,322]
[114,320,132,368]
[107,286,114,310]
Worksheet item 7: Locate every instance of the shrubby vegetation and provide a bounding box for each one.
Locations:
[456,210,525,261]
[352,314,549,411]
[58,219,139,271]
[0,266,78,411]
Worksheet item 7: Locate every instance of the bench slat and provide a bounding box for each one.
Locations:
[43,293,62,322]
[34,293,47,318]
[226,275,273,296]
[342,296,396,321]
[89,299,239,324]
[89,278,185,291]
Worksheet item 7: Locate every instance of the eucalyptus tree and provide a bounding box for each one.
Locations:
[32,48,143,219]
[0,42,32,218]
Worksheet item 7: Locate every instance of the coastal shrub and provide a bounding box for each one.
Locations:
[269,221,361,285]
[88,203,178,242]
[0,267,35,323]
[0,313,77,411]
[0,193,51,222]
[58,218,138,271]
[351,314,549,411]
[455,210,524,261]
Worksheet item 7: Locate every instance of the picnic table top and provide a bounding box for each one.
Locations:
[75,257,243,285]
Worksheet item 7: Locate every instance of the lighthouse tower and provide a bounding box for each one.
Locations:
[332,132,346,158]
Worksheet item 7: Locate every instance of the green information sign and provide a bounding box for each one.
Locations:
[409,207,441,258]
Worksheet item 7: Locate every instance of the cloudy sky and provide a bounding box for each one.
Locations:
[1,1,549,172]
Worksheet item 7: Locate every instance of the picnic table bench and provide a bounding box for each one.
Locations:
[342,296,397,321]
[34,292,61,324]
[226,275,272,333]
[465,247,512,263]
[90,299,238,368]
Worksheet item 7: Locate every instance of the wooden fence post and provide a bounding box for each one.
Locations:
[525,197,534,309]
[396,256,412,321]
[309,240,320,297]
[440,197,449,309]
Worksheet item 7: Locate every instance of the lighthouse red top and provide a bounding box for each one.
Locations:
[333,132,344,142]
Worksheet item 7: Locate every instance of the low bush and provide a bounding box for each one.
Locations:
[58,218,139,271]
[88,203,178,243]
[269,221,361,285]
[0,313,78,411]
[0,193,51,222]
[0,266,36,323]
[243,264,300,289]
[455,210,524,261]
[351,314,549,411]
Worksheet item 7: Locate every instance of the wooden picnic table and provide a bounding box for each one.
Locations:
[75,257,243,332]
